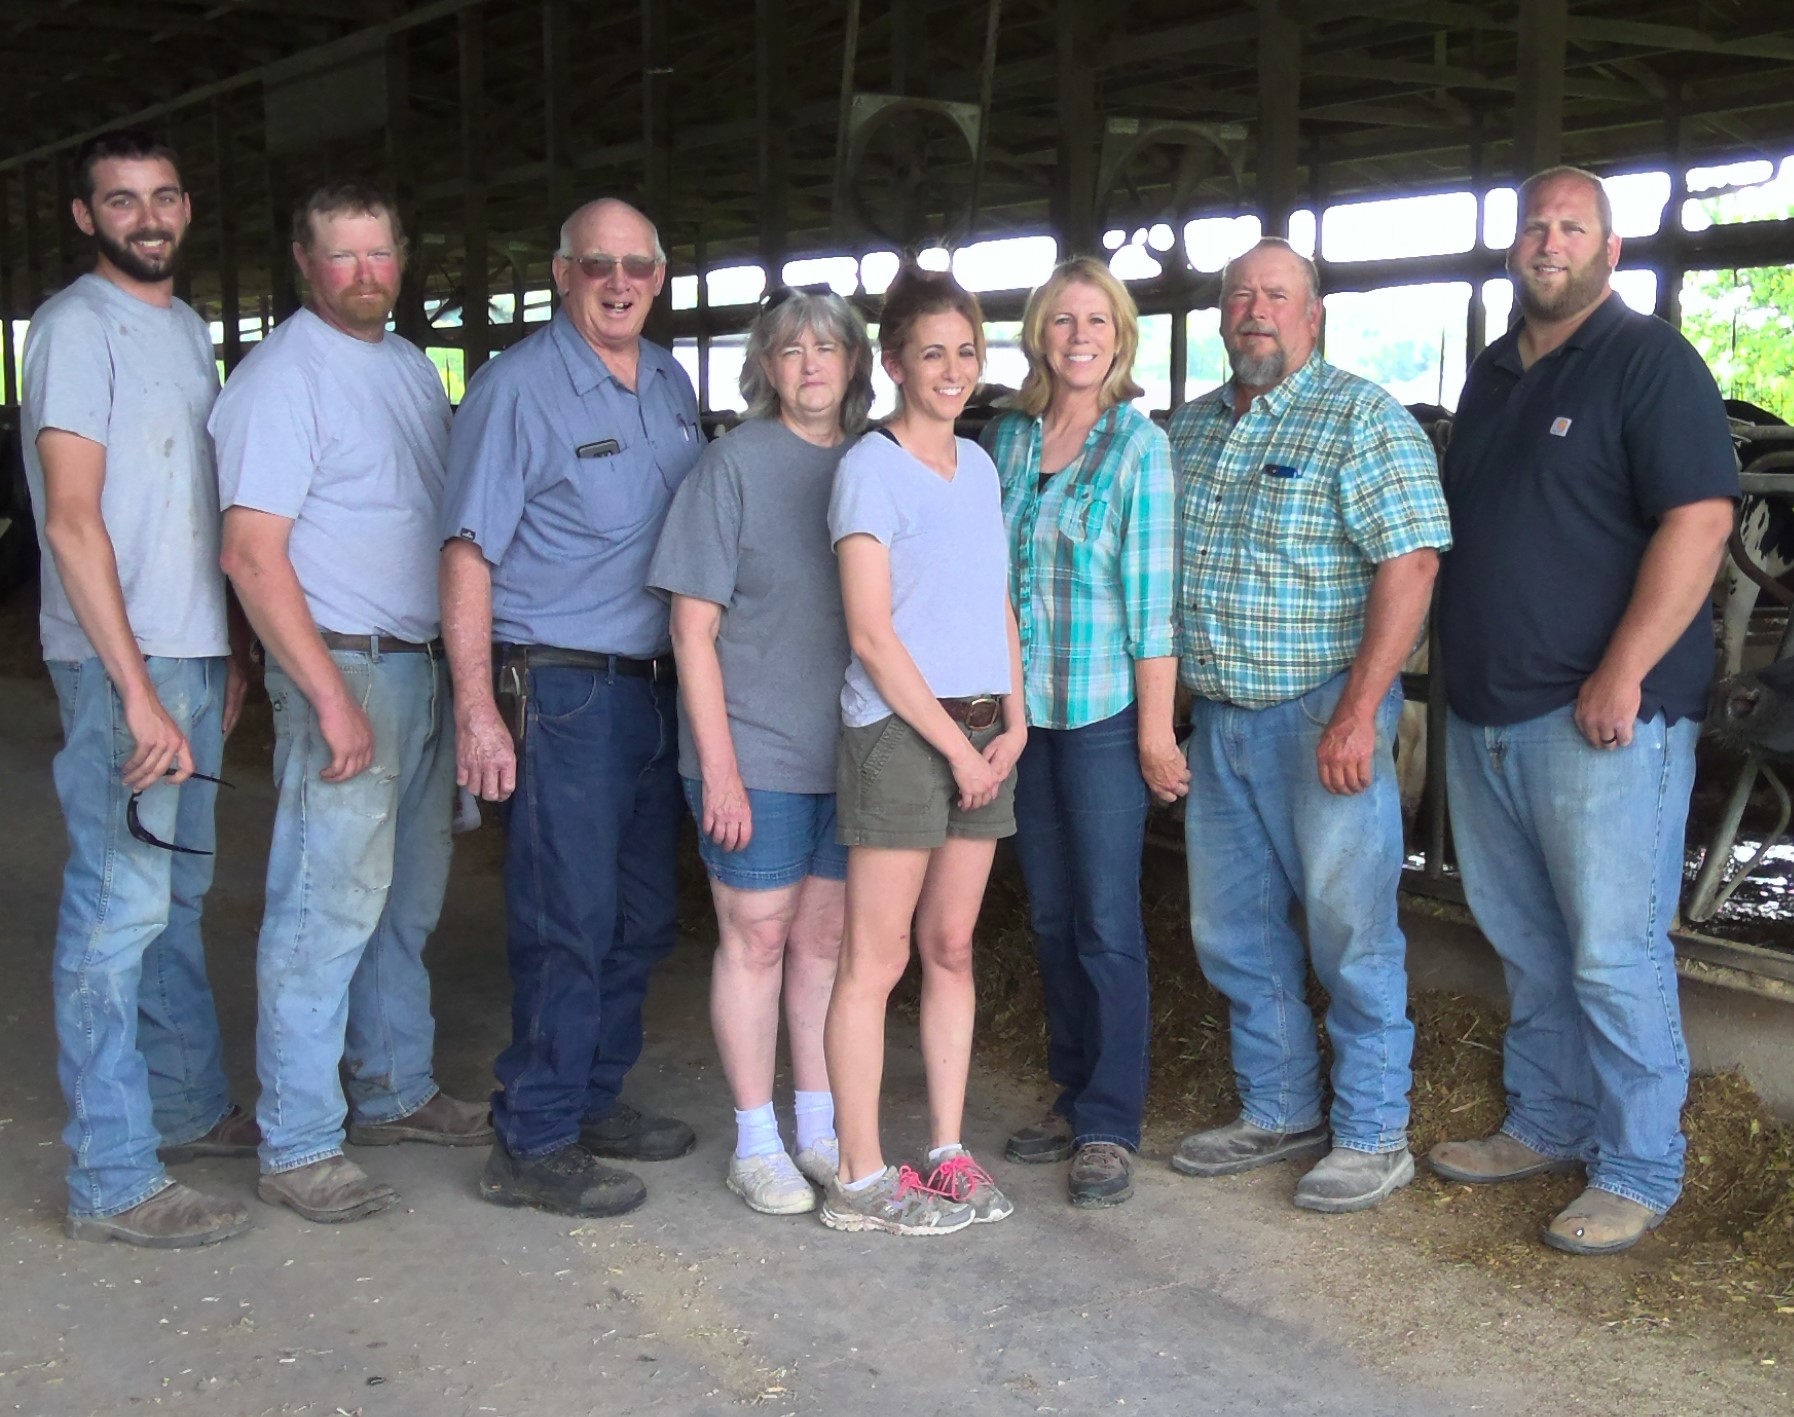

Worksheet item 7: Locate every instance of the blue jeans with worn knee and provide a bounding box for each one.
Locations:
[1446,704,1696,1213]
[48,655,232,1218]
[491,666,682,1159]
[256,649,455,1174]
[1010,704,1152,1150]
[1183,672,1412,1153]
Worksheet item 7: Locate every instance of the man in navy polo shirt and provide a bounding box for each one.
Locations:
[440,198,703,1218]
[1430,167,1737,1255]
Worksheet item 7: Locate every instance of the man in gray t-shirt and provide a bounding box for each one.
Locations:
[213,181,492,1229]
[24,129,255,1250]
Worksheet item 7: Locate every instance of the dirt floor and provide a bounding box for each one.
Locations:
[1,656,1793,1414]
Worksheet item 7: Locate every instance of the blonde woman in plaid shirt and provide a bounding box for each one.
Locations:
[982,258,1184,1208]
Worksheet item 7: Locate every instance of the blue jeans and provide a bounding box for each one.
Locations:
[1010,704,1152,1150]
[48,656,232,1218]
[1446,705,1697,1213]
[256,650,455,1174]
[1183,673,1412,1153]
[492,666,682,1159]
[681,779,848,889]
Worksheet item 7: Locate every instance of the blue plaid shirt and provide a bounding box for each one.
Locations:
[1167,356,1451,708]
[985,404,1178,729]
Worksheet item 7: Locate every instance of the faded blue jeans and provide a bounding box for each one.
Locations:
[1446,705,1697,1213]
[1183,672,1413,1154]
[256,648,455,1174]
[48,655,232,1219]
[1010,704,1152,1150]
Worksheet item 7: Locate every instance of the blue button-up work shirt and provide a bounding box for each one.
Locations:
[441,308,703,656]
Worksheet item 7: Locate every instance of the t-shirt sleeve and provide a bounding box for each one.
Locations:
[645,442,743,605]
[1622,332,1741,517]
[23,302,114,446]
[441,359,527,561]
[1338,395,1455,563]
[828,443,904,549]
[208,358,321,519]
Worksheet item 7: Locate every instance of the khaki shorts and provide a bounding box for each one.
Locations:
[836,714,1017,849]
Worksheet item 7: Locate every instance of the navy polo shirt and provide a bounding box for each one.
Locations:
[441,309,703,656]
[1438,292,1737,727]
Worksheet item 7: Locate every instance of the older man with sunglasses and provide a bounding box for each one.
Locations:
[441,198,704,1218]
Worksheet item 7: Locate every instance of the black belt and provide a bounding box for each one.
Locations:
[318,631,441,655]
[496,643,677,683]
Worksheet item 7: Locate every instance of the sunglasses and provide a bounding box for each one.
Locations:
[127,771,234,856]
[569,253,661,281]
[761,282,836,313]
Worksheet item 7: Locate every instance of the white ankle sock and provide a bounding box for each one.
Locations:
[733,1102,783,1159]
[843,1168,885,1193]
[927,1143,964,1166]
[793,1090,835,1151]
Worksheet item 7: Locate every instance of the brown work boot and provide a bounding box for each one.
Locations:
[158,1104,261,1164]
[65,1182,253,1249]
[1542,1187,1665,1256]
[1428,1132,1579,1185]
[1005,1109,1074,1164]
[258,1155,397,1223]
[349,1090,493,1147]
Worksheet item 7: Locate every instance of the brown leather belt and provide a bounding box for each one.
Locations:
[318,631,440,655]
[496,643,677,683]
[940,694,1002,730]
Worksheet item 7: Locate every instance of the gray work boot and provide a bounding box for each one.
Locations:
[1429,1131,1579,1184]
[1170,1117,1329,1177]
[65,1182,253,1249]
[258,1155,398,1223]
[349,1090,494,1147]
[1293,1146,1415,1213]
[158,1103,260,1164]
[1542,1187,1665,1256]
[1068,1142,1134,1208]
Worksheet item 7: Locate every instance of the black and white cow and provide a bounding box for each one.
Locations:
[1720,399,1794,675]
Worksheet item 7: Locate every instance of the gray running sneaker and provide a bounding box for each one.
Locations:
[727,1151,815,1215]
[819,1164,974,1236]
[927,1148,1014,1224]
[793,1136,839,1189]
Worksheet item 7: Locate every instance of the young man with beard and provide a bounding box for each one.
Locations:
[210,182,491,1226]
[1165,238,1451,1214]
[23,128,256,1248]
[1429,167,1737,1254]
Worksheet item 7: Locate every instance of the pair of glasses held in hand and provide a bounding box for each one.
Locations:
[127,771,234,856]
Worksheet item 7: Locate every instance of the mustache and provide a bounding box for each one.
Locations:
[1234,321,1278,337]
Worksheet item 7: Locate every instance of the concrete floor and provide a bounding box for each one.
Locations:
[0,672,1786,1417]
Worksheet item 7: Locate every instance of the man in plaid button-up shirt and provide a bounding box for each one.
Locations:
[1165,238,1450,1216]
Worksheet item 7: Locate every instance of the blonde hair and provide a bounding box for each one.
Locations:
[1014,258,1144,418]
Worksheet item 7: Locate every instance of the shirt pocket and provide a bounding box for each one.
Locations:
[568,440,661,542]
[1055,485,1113,547]
[1244,464,1334,558]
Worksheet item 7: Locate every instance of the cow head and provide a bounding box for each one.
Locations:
[1712,659,1794,762]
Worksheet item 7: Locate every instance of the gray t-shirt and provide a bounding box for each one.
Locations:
[647,418,849,793]
[827,429,1011,728]
[21,273,229,662]
[210,308,450,644]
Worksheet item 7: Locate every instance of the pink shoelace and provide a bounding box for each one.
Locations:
[891,1163,955,1200]
[926,1152,992,1201]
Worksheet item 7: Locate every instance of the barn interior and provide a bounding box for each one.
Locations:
[3,2,1794,1411]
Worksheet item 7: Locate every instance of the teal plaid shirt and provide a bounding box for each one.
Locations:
[985,404,1178,730]
[1166,356,1451,709]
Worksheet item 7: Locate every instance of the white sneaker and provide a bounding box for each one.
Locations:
[727,1151,816,1215]
[793,1136,839,1189]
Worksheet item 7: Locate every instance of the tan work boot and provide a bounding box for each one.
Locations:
[349,1090,493,1147]
[65,1182,252,1249]
[1543,1187,1664,1255]
[1428,1132,1578,1184]
[258,1155,397,1223]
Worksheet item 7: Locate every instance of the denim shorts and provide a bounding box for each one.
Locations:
[835,714,1017,849]
[681,779,848,889]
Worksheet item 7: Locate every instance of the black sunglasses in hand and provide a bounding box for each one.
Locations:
[127,771,234,856]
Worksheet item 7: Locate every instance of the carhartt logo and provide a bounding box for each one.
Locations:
[1549,417,1573,437]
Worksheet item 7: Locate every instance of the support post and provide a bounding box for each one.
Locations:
[53,157,76,293]
[641,0,674,348]
[212,98,243,375]
[1051,0,1098,259]
[1513,0,1567,180]
[543,0,573,250]
[460,7,489,379]
[266,149,298,324]
[385,29,427,346]
[1255,0,1301,238]
[22,162,44,312]
[1659,86,1688,328]
[0,173,14,406]
[755,0,789,277]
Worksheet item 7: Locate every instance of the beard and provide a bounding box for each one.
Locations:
[1227,341,1287,389]
[92,224,182,283]
[1511,247,1613,322]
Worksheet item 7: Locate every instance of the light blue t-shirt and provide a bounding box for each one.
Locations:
[440,310,703,656]
[210,308,450,644]
[21,273,229,662]
[827,429,1011,729]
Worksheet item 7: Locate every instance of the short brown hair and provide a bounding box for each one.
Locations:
[1015,258,1144,417]
[877,265,986,370]
[1519,165,1614,240]
[73,128,180,204]
[291,180,406,251]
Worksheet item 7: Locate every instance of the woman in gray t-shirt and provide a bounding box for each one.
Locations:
[646,289,873,1220]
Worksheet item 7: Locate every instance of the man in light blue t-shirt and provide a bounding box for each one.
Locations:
[24,128,257,1251]
[212,182,492,1230]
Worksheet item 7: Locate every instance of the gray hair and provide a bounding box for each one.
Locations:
[1221,236,1321,307]
[1518,165,1614,240]
[739,290,876,437]
[556,198,667,263]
